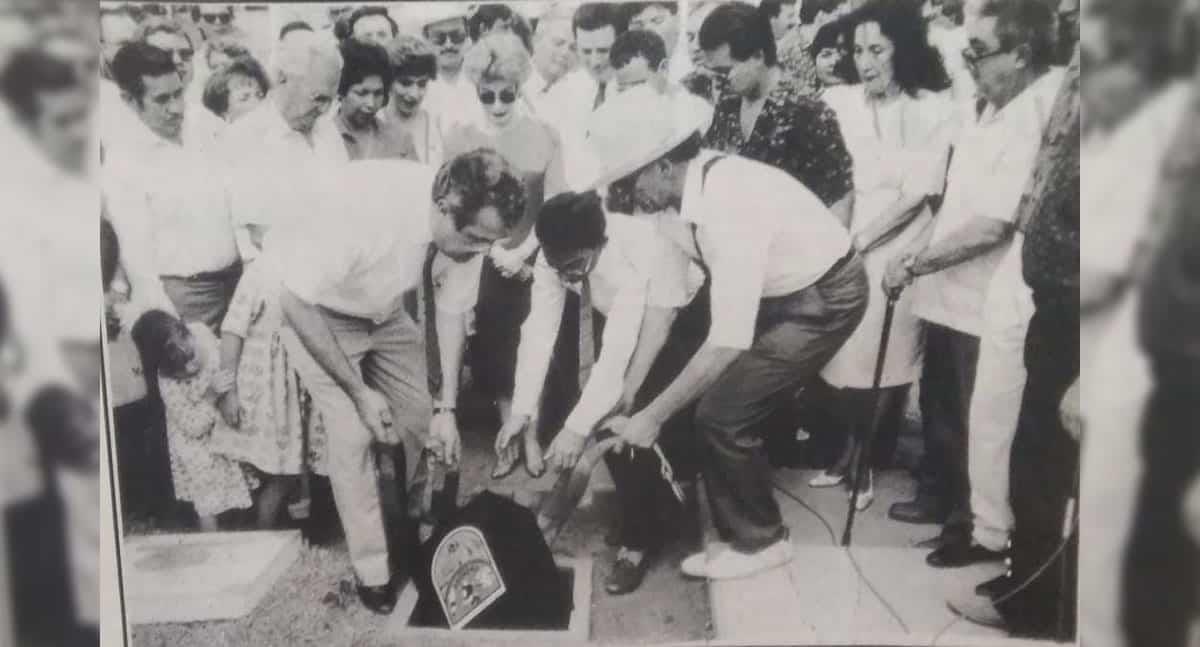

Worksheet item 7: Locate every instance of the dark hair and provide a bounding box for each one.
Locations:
[843,0,952,94]
[385,34,437,79]
[611,29,668,70]
[536,191,608,258]
[202,55,270,117]
[699,2,778,66]
[25,384,96,469]
[807,17,857,83]
[799,0,844,25]
[111,41,177,103]
[347,6,398,40]
[469,4,514,41]
[573,3,627,38]
[758,1,794,20]
[0,47,80,123]
[337,39,393,100]
[975,0,1056,70]
[130,309,187,403]
[432,149,526,231]
[931,0,965,25]
[101,217,119,290]
[279,20,313,41]
[135,16,194,50]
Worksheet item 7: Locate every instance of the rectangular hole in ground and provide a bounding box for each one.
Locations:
[406,565,575,630]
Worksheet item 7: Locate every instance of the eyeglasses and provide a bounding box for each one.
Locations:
[478,89,517,105]
[201,13,233,25]
[961,45,1011,68]
[429,31,467,46]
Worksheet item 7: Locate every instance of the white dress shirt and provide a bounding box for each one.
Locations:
[220,99,350,260]
[278,160,481,323]
[910,67,1066,337]
[510,213,698,435]
[670,150,852,351]
[422,72,481,134]
[540,68,606,190]
[102,110,241,286]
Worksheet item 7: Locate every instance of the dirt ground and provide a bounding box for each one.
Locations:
[128,423,712,647]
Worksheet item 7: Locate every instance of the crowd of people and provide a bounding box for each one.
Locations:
[2,0,1089,641]
[87,0,1084,638]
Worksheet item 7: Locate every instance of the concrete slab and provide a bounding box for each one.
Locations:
[125,531,302,624]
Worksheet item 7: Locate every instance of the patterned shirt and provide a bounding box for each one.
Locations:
[704,74,854,207]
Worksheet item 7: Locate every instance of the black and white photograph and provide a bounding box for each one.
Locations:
[13,0,1189,644]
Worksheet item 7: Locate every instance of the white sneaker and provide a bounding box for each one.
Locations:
[680,541,730,577]
[681,538,795,580]
[808,471,845,488]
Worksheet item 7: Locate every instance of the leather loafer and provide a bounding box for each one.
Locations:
[887,495,947,525]
[356,580,397,615]
[926,538,1007,568]
[605,549,651,595]
[975,572,1012,598]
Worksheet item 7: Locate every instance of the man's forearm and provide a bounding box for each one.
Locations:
[910,219,1013,277]
[642,343,741,423]
[622,306,678,401]
[434,307,468,405]
[856,194,926,254]
[279,290,366,398]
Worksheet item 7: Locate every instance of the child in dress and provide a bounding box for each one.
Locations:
[210,256,327,529]
[131,310,257,530]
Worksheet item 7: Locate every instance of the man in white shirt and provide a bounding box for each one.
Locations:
[496,190,702,593]
[882,0,1065,574]
[542,3,626,189]
[590,86,869,580]
[527,3,577,111]
[221,29,347,260]
[626,1,691,83]
[103,41,239,331]
[276,152,526,615]
[135,17,224,148]
[414,5,477,132]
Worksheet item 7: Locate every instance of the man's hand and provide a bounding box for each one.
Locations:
[218,389,241,428]
[545,430,587,472]
[603,411,663,449]
[490,245,528,280]
[882,254,914,298]
[1060,377,1082,441]
[353,388,397,444]
[495,414,530,455]
[429,410,462,465]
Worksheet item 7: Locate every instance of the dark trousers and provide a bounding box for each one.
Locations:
[113,398,175,522]
[1121,355,1200,647]
[998,297,1079,640]
[159,262,243,333]
[6,468,73,645]
[700,253,868,552]
[604,287,710,552]
[916,323,980,530]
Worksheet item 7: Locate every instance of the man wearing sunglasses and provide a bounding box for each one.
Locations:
[417,5,478,133]
[496,189,702,595]
[195,5,236,41]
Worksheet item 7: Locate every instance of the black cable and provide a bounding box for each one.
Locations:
[772,480,912,634]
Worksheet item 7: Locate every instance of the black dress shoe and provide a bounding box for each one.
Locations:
[604,550,651,595]
[926,537,1007,568]
[975,572,1012,598]
[356,580,397,615]
[888,495,947,525]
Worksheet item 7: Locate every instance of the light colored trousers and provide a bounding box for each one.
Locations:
[968,236,1035,552]
[283,307,431,586]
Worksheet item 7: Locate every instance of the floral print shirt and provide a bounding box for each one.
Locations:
[704,75,854,208]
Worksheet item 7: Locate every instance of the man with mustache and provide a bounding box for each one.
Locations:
[416,4,478,132]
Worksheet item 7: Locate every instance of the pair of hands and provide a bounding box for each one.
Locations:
[354,388,461,465]
[494,407,665,472]
[881,253,916,299]
[490,245,531,281]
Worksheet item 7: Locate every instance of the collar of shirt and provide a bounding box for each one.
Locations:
[977,66,1067,138]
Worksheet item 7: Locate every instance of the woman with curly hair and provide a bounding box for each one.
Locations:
[443,32,567,479]
[810,0,958,511]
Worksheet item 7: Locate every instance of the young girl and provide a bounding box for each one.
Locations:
[132,310,257,530]
[209,255,327,529]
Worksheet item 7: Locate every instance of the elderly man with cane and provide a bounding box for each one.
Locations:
[590,86,869,580]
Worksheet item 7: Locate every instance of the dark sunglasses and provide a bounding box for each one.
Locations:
[430,31,467,46]
[478,89,517,105]
[201,13,233,25]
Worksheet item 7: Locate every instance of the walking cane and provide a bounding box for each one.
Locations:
[841,296,898,547]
